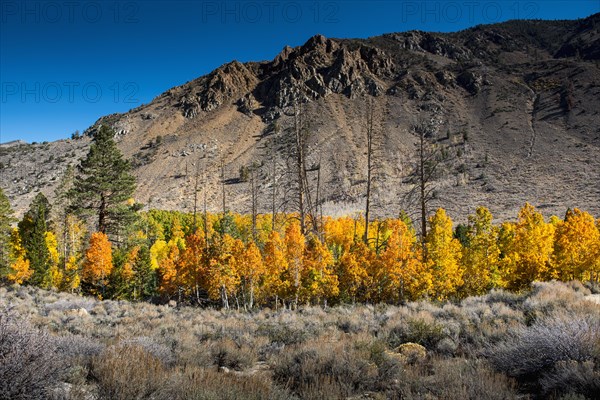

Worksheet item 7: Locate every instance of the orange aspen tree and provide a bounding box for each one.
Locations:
[424,208,463,300]
[180,230,207,304]
[82,232,113,298]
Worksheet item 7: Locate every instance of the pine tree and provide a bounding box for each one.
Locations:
[18,193,52,286]
[71,125,137,239]
[0,188,15,277]
[132,244,157,300]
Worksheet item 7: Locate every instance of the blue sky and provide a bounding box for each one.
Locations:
[1,0,598,143]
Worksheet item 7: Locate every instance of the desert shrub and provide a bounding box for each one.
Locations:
[160,366,295,400]
[55,333,105,383]
[539,360,600,399]
[272,345,378,398]
[523,281,591,320]
[387,317,445,350]
[120,336,175,366]
[336,317,364,334]
[394,357,520,400]
[484,288,524,307]
[583,280,600,294]
[0,311,66,400]
[91,345,168,400]
[486,312,600,396]
[257,322,311,345]
[211,338,257,371]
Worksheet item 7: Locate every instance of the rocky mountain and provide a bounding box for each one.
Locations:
[2,14,599,222]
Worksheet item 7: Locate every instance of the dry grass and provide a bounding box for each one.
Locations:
[1,280,598,399]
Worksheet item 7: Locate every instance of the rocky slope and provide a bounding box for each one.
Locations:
[2,14,599,222]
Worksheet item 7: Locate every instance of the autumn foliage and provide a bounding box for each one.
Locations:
[4,203,600,307]
[82,232,113,297]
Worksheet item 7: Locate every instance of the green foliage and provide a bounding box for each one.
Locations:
[453,223,470,247]
[132,245,158,301]
[0,188,15,275]
[71,125,137,239]
[239,165,249,182]
[18,193,52,286]
[214,211,239,237]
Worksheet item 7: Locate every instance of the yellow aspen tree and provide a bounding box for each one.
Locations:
[284,221,306,308]
[595,218,600,282]
[157,219,187,300]
[379,219,430,302]
[150,239,168,271]
[45,231,62,289]
[302,235,339,305]
[82,232,113,298]
[424,208,464,300]
[324,216,357,257]
[59,214,86,292]
[553,209,600,282]
[461,207,501,296]
[336,241,373,303]
[62,255,81,292]
[500,203,555,290]
[8,257,32,284]
[497,221,516,289]
[263,230,288,308]
[236,241,265,309]
[7,229,32,284]
[206,234,240,309]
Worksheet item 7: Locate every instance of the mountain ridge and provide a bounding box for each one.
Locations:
[2,14,599,223]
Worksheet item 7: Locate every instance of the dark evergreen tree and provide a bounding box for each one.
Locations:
[133,245,157,301]
[71,125,137,240]
[0,188,15,277]
[18,193,51,286]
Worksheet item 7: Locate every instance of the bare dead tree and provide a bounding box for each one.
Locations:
[294,99,308,234]
[249,162,259,241]
[282,93,316,235]
[314,156,323,239]
[270,122,280,231]
[363,97,377,244]
[221,156,226,215]
[191,156,202,232]
[407,118,443,240]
